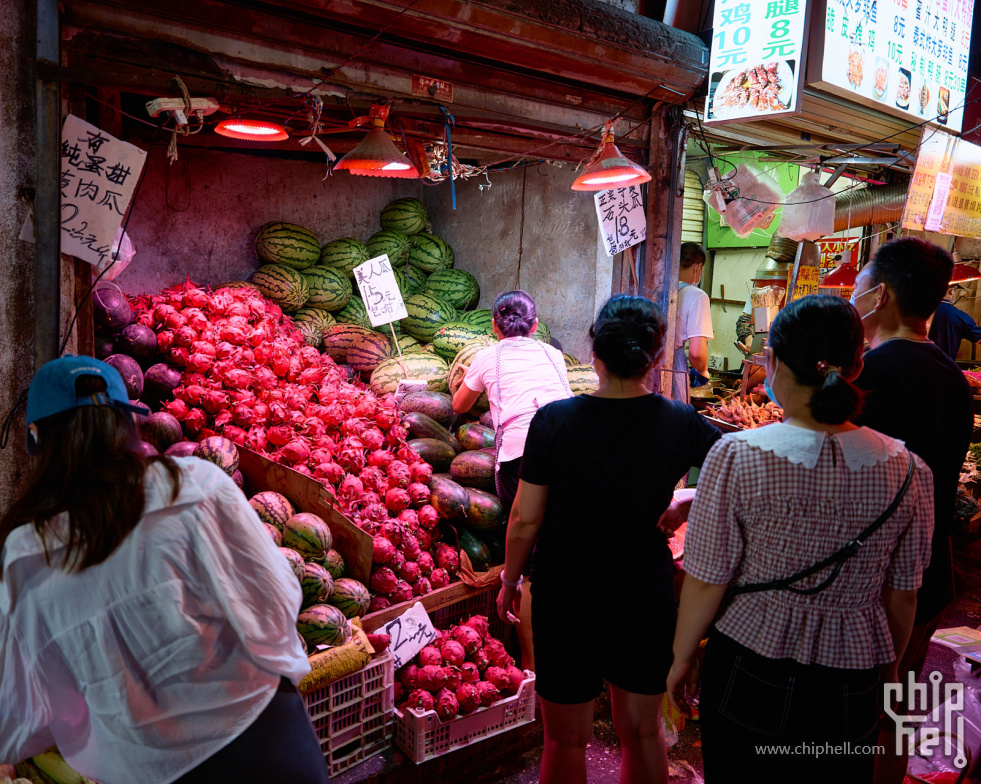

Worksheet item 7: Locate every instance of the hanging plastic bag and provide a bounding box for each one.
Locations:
[780,171,835,241]
[720,164,784,238]
[98,228,137,281]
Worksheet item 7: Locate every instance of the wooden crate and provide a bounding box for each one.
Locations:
[237,448,373,584]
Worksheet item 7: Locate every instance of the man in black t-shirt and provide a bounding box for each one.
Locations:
[849,237,973,784]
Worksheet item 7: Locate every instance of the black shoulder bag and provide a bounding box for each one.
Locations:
[728,453,916,600]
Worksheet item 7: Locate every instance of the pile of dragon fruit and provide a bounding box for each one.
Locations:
[100,279,462,606]
[395,615,525,720]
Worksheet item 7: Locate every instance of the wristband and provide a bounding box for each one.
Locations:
[500,573,523,588]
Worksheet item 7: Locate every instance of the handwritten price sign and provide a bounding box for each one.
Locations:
[594,185,646,257]
[59,115,146,270]
[353,254,410,327]
[379,602,438,670]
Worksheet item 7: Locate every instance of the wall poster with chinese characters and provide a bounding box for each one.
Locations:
[353,254,410,327]
[703,0,810,125]
[810,0,974,133]
[594,186,646,257]
[901,127,981,239]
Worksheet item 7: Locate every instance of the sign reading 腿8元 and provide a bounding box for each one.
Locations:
[704,0,809,125]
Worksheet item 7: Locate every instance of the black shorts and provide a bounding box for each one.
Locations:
[495,457,521,512]
[531,574,677,704]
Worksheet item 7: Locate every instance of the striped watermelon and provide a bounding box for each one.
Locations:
[292,308,336,347]
[408,233,454,274]
[320,237,368,279]
[322,324,376,363]
[282,512,333,561]
[380,197,429,235]
[457,309,494,334]
[254,222,320,269]
[431,322,487,361]
[193,436,239,475]
[252,264,309,313]
[403,265,428,295]
[450,451,496,493]
[329,577,371,619]
[264,524,283,546]
[332,296,372,328]
[401,293,457,342]
[320,548,346,580]
[366,229,411,267]
[448,336,497,395]
[370,354,450,395]
[300,561,335,608]
[567,363,600,396]
[532,320,552,344]
[297,603,351,647]
[216,281,259,292]
[251,491,295,530]
[279,546,306,580]
[347,331,395,374]
[563,352,580,367]
[393,333,428,355]
[425,269,479,310]
[302,266,352,312]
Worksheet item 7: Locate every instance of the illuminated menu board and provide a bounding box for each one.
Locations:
[902,127,981,238]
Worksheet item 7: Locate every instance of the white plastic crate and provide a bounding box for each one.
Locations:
[302,651,394,776]
[393,671,536,763]
[430,584,513,645]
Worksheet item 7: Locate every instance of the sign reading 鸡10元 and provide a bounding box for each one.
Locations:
[703,0,810,125]
[810,0,974,133]
[902,127,981,239]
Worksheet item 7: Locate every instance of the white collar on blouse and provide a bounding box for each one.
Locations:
[729,422,906,470]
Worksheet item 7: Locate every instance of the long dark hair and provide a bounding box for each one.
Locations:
[0,375,181,575]
[769,295,866,425]
[492,290,537,337]
[589,294,666,379]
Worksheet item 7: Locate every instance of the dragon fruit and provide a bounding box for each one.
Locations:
[457,682,481,714]
[504,665,525,696]
[401,532,423,561]
[370,566,398,596]
[418,646,443,668]
[464,615,491,640]
[399,663,420,689]
[434,542,460,573]
[397,558,422,584]
[443,666,462,691]
[451,625,482,656]
[429,567,450,589]
[483,638,513,668]
[460,662,480,684]
[372,536,396,564]
[440,640,466,667]
[416,664,448,691]
[404,689,435,712]
[476,681,500,707]
[390,580,414,603]
[368,596,391,613]
[435,688,459,721]
[416,551,435,576]
[485,666,510,692]
[408,482,431,507]
[470,648,490,672]
[417,504,440,529]
[413,576,432,596]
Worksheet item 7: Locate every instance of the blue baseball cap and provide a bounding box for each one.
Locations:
[26,356,149,431]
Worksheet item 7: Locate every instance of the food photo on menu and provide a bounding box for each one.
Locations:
[919,81,930,116]
[938,87,950,125]
[895,68,911,110]
[707,60,795,119]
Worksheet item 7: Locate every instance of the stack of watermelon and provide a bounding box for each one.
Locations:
[394,615,525,720]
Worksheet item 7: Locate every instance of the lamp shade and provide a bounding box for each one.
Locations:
[950,263,981,284]
[821,262,858,289]
[214,117,288,142]
[571,129,651,192]
[334,106,419,179]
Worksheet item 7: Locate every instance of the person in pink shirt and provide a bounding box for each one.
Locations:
[453,290,571,670]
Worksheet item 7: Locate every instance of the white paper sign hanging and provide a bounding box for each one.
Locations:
[353,254,409,327]
[378,602,438,670]
[594,185,647,257]
[59,114,147,271]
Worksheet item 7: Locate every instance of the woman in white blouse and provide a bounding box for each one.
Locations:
[0,357,322,784]
[667,295,934,782]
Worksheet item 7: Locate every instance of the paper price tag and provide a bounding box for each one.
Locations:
[594,186,646,257]
[353,254,409,327]
[380,602,438,670]
[924,173,954,233]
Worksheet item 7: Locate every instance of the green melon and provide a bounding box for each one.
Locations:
[431,321,487,361]
[320,548,346,580]
[532,320,552,344]
[282,512,333,561]
[254,222,320,270]
[250,491,295,530]
[365,229,411,267]
[297,603,351,647]
[566,363,600,396]
[292,308,336,347]
[347,331,396,374]
[322,324,376,363]
[300,561,335,608]
[193,436,239,476]
[403,265,428,295]
[251,264,309,313]
[302,266,352,312]
[332,296,372,329]
[380,197,429,236]
[370,354,450,395]
[457,309,494,334]
[401,292,457,342]
[563,352,580,367]
[279,547,306,580]
[448,336,497,395]
[320,237,368,279]
[329,577,371,619]
[408,233,454,274]
[425,269,479,310]
[393,333,427,355]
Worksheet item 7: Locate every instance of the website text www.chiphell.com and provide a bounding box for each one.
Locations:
[753,742,886,758]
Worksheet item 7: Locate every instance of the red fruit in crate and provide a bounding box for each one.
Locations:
[434,543,460,573]
[367,633,391,653]
[460,662,480,684]
[416,664,447,692]
[440,640,466,667]
[485,666,510,692]
[483,638,514,669]
[417,504,439,530]
[404,688,434,713]
[429,568,450,589]
[387,460,411,489]
[373,537,396,565]
[370,567,398,596]
[452,625,483,656]
[435,688,459,721]
[471,648,490,672]
[385,488,411,513]
[397,509,420,529]
[457,682,480,714]
[368,596,391,614]
[415,529,433,552]
[397,559,421,584]
[412,576,432,596]
[390,580,413,603]
[410,461,433,485]
[418,646,443,668]
[443,666,462,691]
[380,521,403,547]
[399,663,420,689]
[504,666,525,696]
[476,681,500,707]
[393,680,406,705]
[389,550,406,573]
[401,532,422,561]
[408,482,431,508]
[367,449,393,470]
[416,551,435,576]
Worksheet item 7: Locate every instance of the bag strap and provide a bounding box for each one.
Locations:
[731,452,916,598]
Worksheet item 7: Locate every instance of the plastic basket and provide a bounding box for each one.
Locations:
[430,584,513,645]
[302,651,394,776]
[393,671,536,763]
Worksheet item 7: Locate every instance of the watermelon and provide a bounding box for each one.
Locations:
[302,266,352,312]
[532,320,552,344]
[93,286,135,333]
[409,233,454,274]
[252,264,309,312]
[250,491,295,530]
[567,363,600,396]
[322,324,376,363]
[143,363,182,405]
[465,488,506,533]
[193,436,239,476]
[563,352,580,367]
[320,237,368,278]
[320,548,346,580]
[254,222,320,269]
[425,269,479,310]
[450,450,496,493]
[457,309,494,333]
[347,331,395,374]
[282,512,333,561]
[165,441,198,458]
[380,197,429,235]
[329,577,371,618]
[448,336,497,395]
[140,412,183,452]
[216,281,260,291]
[403,411,462,453]
[300,561,335,608]
[94,333,115,360]
[297,603,351,647]
[370,354,449,395]
[366,229,411,267]
[408,438,457,473]
[479,410,494,429]
[292,307,336,347]
[399,391,455,426]
[114,323,158,365]
[264,523,283,546]
[429,474,470,520]
[332,296,372,329]
[458,529,491,572]
[105,354,143,399]
[402,293,457,342]
[431,322,487,361]
[393,333,427,355]
[456,423,496,451]
[403,265,428,295]
[279,546,306,580]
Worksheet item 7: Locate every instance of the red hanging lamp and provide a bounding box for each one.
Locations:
[214,116,289,142]
[571,121,652,192]
[950,263,981,284]
[821,262,858,289]
[334,105,419,178]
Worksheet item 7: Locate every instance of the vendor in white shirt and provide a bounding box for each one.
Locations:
[672,242,715,401]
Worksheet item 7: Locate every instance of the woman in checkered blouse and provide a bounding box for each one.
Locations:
[666,295,934,782]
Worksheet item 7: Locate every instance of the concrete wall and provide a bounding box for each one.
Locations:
[0,3,37,510]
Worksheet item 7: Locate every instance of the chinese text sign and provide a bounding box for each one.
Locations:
[902,127,981,239]
[594,186,646,257]
[353,254,409,327]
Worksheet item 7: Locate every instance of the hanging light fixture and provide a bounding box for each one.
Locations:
[215,116,289,142]
[571,121,652,192]
[334,105,419,178]
[821,261,858,289]
[950,263,981,284]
